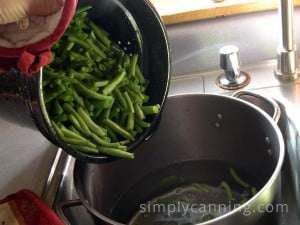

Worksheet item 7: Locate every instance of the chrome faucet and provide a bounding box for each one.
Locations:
[275,0,299,81]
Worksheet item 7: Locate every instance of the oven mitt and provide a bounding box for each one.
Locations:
[0,189,64,225]
[0,0,77,76]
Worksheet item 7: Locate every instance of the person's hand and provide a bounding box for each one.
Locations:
[26,0,64,17]
[0,0,64,24]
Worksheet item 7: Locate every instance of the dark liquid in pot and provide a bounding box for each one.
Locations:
[111,160,262,224]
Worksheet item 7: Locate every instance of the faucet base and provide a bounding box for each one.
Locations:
[274,70,299,82]
[275,45,299,81]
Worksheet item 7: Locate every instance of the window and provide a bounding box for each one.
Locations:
[150,0,300,24]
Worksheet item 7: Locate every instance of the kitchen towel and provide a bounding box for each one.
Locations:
[0,189,64,225]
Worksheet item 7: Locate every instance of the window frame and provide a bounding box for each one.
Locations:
[150,0,300,24]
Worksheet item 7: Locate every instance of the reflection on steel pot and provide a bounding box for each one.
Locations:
[72,94,285,225]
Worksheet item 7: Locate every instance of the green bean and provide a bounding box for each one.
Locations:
[51,114,68,123]
[68,35,90,50]
[54,100,63,115]
[106,127,118,143]
[89,133,120,148]
[119,112,127,127]
[93,107,103,121]
[92,99,113,109]
[135,118,151,128]
[134,103,145,120]
[229,167,250,188]
[93,80,109,87]
[102,70,126,95]
[71,88,85,107]
[75,5,92,15]
[142,104,160,115]
[104,119,134,140]
[75,81,114,101]
[98,146,134,159]
[219,181,233,203]
[77,107,106,137]
[114,89,127,110]
[159,175,180,187]
[123,86,143,105]
[58,94,74,102]
[60,125,86,141]
[89,21,111,47]
[63,103,91,135]
[126,81,142,93]
[124,91,135,113]
[69,51,89,61]
[65,41,74,51]
[251,187,258,196]
[110,106,121,119]
[134,124,143,134]
[69,70,95,80]
[44,87,65,103]
[86,39,107,58]
[102,106,112,120]
[43,69,66,78]
[199,214,215,223]
[120,139,130,145]
[192,183,210,193]
[61,136,96,148]
[139,92,149,103]
[84,99,95,112]
[135,64,146,84]
[69,126,80,134]
[126,113,134,130]
[68,114,83,132]
[110,43,124,57]
[51,121,64,138]
[129,53,138,76]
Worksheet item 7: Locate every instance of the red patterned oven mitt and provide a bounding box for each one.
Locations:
[0,0,77,76]
[0,189,64,225]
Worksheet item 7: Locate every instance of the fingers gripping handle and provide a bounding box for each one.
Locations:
[17,50,52,75]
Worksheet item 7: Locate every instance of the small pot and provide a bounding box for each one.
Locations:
[69,92,284,225]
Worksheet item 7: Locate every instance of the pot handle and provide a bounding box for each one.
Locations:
[56,198,126,225]
[232,90,281,123]
[56,199,83,225]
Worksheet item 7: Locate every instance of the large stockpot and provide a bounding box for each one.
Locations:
[71,93,285,225]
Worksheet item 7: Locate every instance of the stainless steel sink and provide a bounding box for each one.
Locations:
[276,100,300,225]
[42,60,300,225]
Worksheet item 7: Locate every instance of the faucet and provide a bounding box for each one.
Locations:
[275,0,299,81]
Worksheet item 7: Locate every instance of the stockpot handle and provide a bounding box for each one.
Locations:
[56,199,126,225]
[56,199,83,225]
[232,91,281,124]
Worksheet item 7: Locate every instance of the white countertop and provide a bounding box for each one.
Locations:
[0,117,58,198]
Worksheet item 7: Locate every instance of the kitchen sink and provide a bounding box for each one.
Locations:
[42,60,300,225]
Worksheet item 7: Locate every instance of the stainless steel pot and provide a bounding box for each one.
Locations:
[70,93,285,225]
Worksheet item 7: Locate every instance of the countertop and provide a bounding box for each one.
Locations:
[0,119,58,198]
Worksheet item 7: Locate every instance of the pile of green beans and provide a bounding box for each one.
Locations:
[42,6,160,159]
